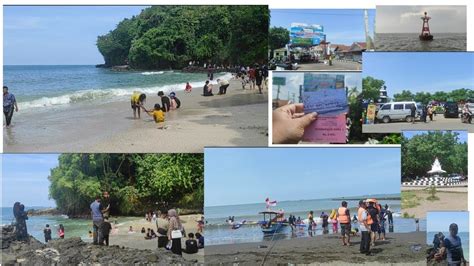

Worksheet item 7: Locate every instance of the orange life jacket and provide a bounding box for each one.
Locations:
[337,207,349,224]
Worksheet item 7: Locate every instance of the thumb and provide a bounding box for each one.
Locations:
[295,112,317,128]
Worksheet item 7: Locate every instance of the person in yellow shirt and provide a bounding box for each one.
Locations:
[144,103,165,129]
[131,92,147,119]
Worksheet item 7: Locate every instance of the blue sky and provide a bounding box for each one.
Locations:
[363,52,474,97]
[2,154,59,207]
[403,130,468,143]
[204,148,400,207]
[272,72,361,101]
[427,212,469,232]
[271,9,375,46]
[3,6,146,65]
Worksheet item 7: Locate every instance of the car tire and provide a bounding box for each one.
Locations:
[382,116,390,123]
[405,116,412,122]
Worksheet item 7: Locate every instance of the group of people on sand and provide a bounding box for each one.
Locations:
[289,200,393,256]
[427,224,467,265]
[130,90,181,128]
[234,64,268,94]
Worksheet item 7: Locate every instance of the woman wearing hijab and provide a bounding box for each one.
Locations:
[167,209,183,256]
[14,203,29,241]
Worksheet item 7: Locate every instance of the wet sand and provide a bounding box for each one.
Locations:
[205,232,427,265]
[401,188,468,218]
[109,214,204,263]
[3,79,268,153]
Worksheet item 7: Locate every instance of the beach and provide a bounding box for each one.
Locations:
[205,231,427,265]
[108,214,204,263]
[401,188,468,218]
[4,73,268,153]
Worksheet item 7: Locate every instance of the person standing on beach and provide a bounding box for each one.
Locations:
[320,212,329,233]
[337,201,351,246]
[378,204,386,241]
[357,200,371,255]
[167,209,183,256]
[100,217,112,246]
[90,196,104,245]
[367,201,379,246]
[307,211,315,234]
[44,224,52,242]
[131,92,146,119]
[13,202,29,241]
[385,204,393,226]
[102,191,111,219]
[3,86,19,128]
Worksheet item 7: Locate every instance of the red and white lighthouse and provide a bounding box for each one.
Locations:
[419,12,433,41]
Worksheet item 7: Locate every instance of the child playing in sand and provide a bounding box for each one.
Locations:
[185,82,192,93]
[100,217,112,246]
[142,104,165,129]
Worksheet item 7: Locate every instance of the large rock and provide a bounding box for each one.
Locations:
[1,226,187,265]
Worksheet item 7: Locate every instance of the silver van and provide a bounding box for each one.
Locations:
[376,101,420,123]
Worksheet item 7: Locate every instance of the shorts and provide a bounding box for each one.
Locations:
[370,223,379,232]
[340,223,351,236]
[256,78,263,86]
[131,102,139,110]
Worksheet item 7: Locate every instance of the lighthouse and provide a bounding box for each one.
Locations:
[419,12,434,41]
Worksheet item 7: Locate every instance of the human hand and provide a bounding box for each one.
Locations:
[15,107,18,112]
[272,103,317,144]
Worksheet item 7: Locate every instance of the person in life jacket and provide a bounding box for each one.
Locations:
[357,200,372,255]
[131,92,146,119]
[442,223,466,266]
[337,201,351,246]
[330,209,338,233]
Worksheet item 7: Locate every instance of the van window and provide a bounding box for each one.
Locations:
[404,104,413,109]
[381,104,391,110]
[394,104,403,110]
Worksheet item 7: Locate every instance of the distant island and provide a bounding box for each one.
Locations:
[96,6,269,70]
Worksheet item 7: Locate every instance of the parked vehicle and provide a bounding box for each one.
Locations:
[376,101,419,123]
[444,102,459,118]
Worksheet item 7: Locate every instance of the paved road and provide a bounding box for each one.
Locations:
[297,60,362,71]
[363,115,473,133]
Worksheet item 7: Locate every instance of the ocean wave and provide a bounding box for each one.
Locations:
[18,72,232,111]
[141,71,165,75]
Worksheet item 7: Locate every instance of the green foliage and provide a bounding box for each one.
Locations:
[361,76,385,102]
[269,27,290,55]
[425,186,440,201]
[401,191,421,210]
[402,212,415,219]
[48,154,204,216]
[97,6,269,69]
[392,88,473,104]
[401,131,468,178]
[381,134,402,144]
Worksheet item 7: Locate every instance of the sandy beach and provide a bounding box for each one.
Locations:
[3,79,268,153]
[205,232,427,265]
[107,214,204,263]
[401,188,468,218]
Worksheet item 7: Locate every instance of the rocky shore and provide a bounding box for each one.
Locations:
[1,226,190,265]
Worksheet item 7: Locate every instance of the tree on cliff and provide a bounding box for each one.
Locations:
[48,153,204,217]
[96,6,269,69]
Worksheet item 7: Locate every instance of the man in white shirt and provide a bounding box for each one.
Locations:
[217,79,230,95]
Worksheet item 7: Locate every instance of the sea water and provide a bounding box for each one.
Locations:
[205,195,426,246]
[1,207,137,243]
[375,33,466,51]
[3,65,231,113]
[427,231,470,261]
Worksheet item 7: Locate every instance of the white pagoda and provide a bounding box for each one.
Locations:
[427,158,446,176]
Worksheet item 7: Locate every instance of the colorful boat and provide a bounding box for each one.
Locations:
[259,211,289,235]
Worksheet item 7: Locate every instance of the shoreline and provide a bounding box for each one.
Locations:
[205,232,427,265]
[401,188,468,218]
[4,79,268,153]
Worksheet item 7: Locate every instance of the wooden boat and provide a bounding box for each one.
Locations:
[259,211,288,235]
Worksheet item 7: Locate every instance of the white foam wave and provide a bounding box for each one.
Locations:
[18,72,233,111]
[141,71,165,75]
